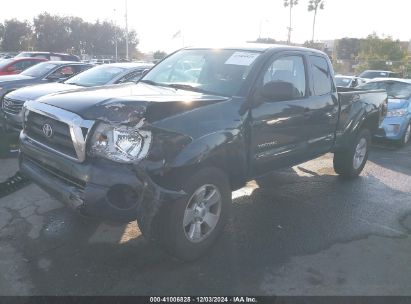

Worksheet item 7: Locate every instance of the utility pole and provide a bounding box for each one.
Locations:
[113,9,118,62]
[125,0,129,60]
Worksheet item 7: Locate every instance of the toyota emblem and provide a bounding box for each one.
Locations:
[42,123,54,138]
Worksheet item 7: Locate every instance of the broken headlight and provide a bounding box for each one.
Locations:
[89,123,152,163]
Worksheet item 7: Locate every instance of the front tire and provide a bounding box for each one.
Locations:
[154,167,231,261]
[398,122,411,147]
[333,129,371,179]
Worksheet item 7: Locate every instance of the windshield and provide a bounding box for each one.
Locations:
[142,49,262,96]
[21,62,58,77]
[359,71,390,79]
[359,81,411,99]
[65,65,126,87]
[335,77,352,87]
[385,82,411,99]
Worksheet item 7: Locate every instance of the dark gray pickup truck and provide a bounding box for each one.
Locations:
[19,45,387,260]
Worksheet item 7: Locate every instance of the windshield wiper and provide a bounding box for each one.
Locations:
[166,83,223,96]
[140,79,163,86]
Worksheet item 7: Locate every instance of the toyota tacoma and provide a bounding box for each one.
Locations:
[19,45,387,260]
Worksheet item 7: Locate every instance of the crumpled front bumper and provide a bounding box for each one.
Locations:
[375,116,410,140]
[19,133,186,236]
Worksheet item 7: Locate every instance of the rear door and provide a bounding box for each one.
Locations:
[250,52,311,176]
[304,55,339,156]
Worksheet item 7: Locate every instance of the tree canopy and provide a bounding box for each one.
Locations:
[0,13,139,57]
[356,34,406,72]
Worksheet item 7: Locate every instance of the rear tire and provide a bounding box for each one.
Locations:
[153,167,231,261]
[333,129,371,179]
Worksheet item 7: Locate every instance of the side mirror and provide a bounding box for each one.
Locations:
[6,66,16,72]
[258,81,296,102]
[141,69,150,77]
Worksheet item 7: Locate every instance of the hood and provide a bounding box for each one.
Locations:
[6,82,82,102]
[0,74,33,83]
[36,82,229,124]
[387,98,409,110]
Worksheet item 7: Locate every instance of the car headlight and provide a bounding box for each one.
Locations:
[386,108,407,117]
[89,123,152,163]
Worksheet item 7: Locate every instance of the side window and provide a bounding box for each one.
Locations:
[11,61,25,71]
[123,70,144,83]
[50,66,75,78]
[310,56,332,96]
[74,65,90,73]
[262,55,306,98]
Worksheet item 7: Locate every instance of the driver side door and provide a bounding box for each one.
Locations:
[250,53,311,176]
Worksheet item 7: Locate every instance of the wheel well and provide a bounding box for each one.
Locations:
[152,154,247,192]
[360,111,379,135]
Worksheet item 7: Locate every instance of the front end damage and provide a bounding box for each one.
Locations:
[19,137,187,238]
[19,98,201,237]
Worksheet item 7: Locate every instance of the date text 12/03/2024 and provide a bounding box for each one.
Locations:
[149,297,258,303]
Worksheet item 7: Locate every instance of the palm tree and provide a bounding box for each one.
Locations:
[284,0,299,44]
[308,0,325,43]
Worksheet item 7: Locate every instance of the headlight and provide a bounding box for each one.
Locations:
[386,108,408,117]
[89,123,152,163]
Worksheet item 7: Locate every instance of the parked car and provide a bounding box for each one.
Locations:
[19,45,387,260]
[358,78,411,145]
[335,75,366,88]
[0,61,92,137]
[358,70,401,80]
[0,57,47,76]
[15,52,80,62]
[1,62,153,135]
[0,52,18,59]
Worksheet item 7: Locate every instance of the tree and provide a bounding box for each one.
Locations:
[1,19,31,51]
[356,34,406,73]
[33,13,72,52]
[153,51,167,60]
[308,0,324,43]
[335,38,362,60]
[284,0,298,44]
[0,24,4,51]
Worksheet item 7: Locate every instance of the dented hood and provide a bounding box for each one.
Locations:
[35,82,229,123]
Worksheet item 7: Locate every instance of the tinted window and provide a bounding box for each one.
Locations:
[310,56,332,95]
[263,55,306,98]
[21,62,58,77]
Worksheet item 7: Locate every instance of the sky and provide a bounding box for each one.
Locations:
[1,0,411,53]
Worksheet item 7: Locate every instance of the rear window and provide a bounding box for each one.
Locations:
[310,56,333,96]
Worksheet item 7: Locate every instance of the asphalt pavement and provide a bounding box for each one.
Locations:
[0,143,410,296]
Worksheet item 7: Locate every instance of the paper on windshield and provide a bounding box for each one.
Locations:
[225,52,259,66]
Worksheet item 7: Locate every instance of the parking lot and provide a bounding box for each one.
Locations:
[0,142,410,296]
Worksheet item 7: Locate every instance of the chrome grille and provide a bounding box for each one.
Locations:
[2,97,24,115]
[23,100,94,162]
[26,112,77,158]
